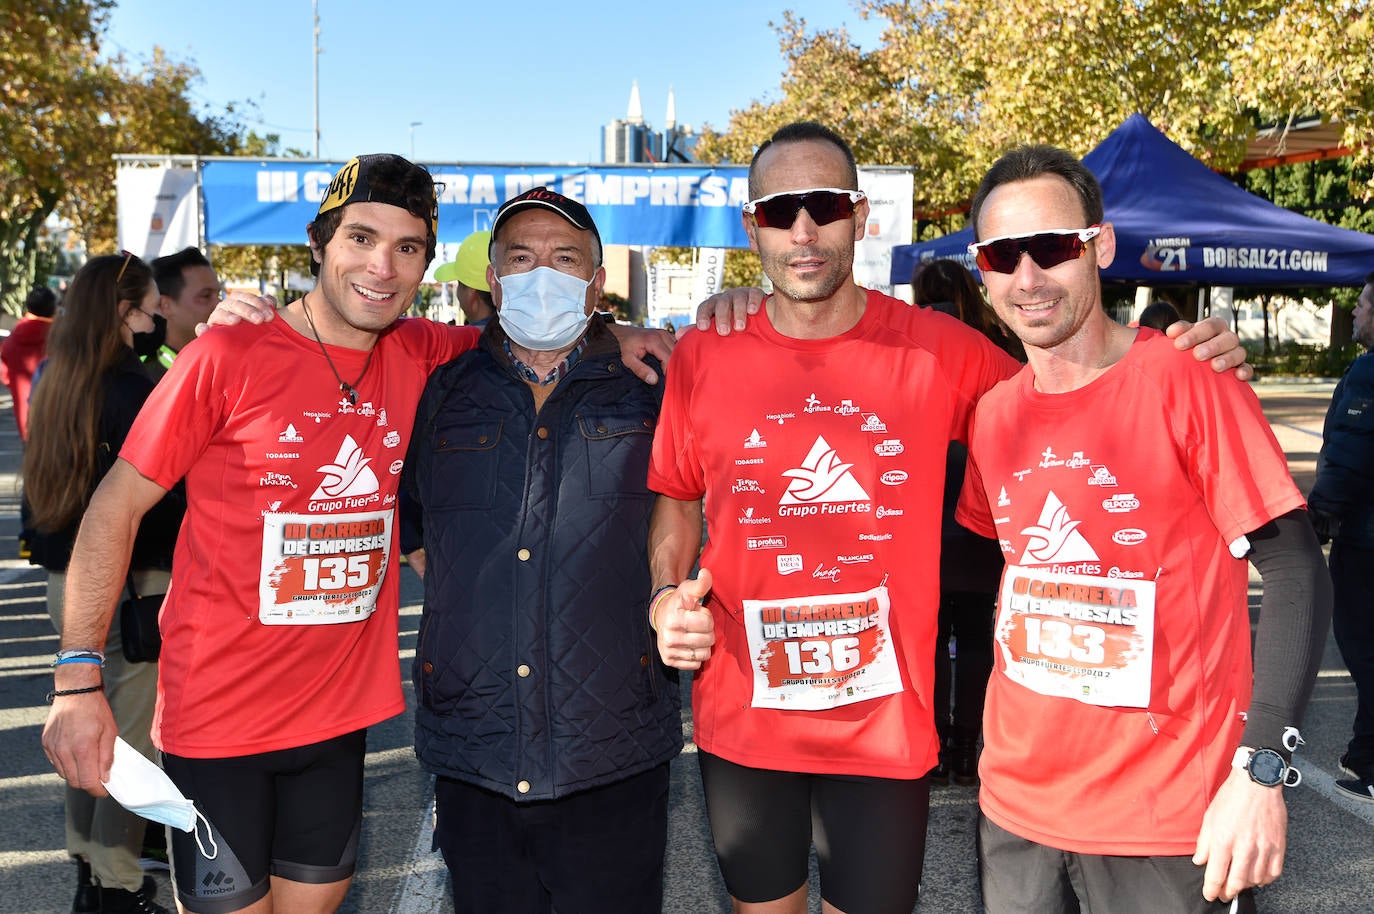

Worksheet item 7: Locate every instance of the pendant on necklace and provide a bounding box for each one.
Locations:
[342,384,358,406]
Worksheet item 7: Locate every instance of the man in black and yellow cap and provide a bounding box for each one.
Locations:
[42,155,672,914]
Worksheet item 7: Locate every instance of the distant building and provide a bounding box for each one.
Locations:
[600,82,702,325]
[602,82,696,164]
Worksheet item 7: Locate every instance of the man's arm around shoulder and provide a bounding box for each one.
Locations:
[41,460,171,795]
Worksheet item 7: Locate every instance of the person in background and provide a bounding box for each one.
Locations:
[958,143,1329,913]
[910,259,1012,786]
[1308,270,1374,803]
[434,230,495,327]
[1138,299,1184,332]
[143,248,221,379]
[400,229,495,576]
[914,258,1025,361]
[1,285,58,440]
[25,252,181,914]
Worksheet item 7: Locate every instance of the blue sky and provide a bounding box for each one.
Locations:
[104,1,885,164]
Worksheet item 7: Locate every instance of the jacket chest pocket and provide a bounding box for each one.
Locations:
[1337,396,1374,432]
[577,408,656,500]
[426,419,502,510]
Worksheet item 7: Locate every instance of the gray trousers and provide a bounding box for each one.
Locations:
[48,568,169,892]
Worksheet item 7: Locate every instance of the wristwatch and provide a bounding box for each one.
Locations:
[1232,746,1290,787]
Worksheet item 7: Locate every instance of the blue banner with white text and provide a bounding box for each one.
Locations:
[201,160,754,248]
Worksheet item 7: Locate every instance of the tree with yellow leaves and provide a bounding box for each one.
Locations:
[697,1,1370,223]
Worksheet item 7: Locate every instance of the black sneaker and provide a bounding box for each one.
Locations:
[1335,776,1374,804]
[1339,753,1360,778]
[928,755,952,786]
[72,858,100,914]
[100,876,171,914]
[950,736,980,787]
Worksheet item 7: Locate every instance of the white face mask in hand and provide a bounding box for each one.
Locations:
[102,736,218,859]
[496,266,593,351]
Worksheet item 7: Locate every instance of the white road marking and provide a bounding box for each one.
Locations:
[392,778,448,914]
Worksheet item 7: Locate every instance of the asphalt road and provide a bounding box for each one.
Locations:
[1,379,1372,914]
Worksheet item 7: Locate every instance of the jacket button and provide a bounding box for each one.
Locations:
[596,424,608,434]
[537,427,549,439]
[643,419,654,429]
[438,438,447,448]
[517,664,531,678]
[478,435,488,444]
[639,654,649,667]
[517,548,531,561]
[422,661,433,674]
[516,780,531,794]
[608,363,619,374]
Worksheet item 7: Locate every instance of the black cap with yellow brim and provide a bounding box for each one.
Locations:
[316,154,439,236]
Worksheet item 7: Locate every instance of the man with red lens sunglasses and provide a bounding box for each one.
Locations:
[958,144,1328,914]
[647,122,1256,914]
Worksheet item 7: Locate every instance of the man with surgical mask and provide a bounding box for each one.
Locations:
[400,187,681,914]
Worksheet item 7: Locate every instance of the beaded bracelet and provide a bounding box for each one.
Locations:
[45,684,104,703]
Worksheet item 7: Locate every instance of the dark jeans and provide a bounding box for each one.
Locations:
[434,764,669,914]
[934,589,996,741]
[1330,541,1374,775]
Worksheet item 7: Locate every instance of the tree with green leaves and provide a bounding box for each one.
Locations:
[1232,1,1374,199]
[0,1,245,314]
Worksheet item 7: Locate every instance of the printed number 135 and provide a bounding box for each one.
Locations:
[302,555,370,591]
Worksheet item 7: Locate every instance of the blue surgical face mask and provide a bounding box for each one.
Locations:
[496,266,593,351]
[103,736,218,860]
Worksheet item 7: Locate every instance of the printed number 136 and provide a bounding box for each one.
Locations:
[782,638,860,674]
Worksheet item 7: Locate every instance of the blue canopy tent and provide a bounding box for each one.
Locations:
[890,114,1374,289]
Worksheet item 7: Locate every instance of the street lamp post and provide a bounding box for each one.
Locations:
[410,121,423,160]
[313,0,321,157]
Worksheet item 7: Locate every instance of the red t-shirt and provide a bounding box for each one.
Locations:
[120,317,477,758]
[956,329,1305,855]
[649,289,1018,778]
[1,314,52,439]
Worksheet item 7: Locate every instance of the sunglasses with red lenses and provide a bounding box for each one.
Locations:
[743,188,866,229]
[968,225,1102,274]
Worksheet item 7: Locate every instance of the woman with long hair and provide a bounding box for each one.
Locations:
[911,258,1025,360]
[25,252,180,914]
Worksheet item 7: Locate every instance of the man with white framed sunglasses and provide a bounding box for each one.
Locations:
[957,143,1329,913]
[648,121,1256,914]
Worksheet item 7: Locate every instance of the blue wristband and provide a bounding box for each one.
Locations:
[53,649,105,667]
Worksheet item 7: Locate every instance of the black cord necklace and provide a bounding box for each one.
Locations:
[301,299,374,406]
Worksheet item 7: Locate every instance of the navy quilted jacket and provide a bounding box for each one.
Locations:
[404,319,682,800]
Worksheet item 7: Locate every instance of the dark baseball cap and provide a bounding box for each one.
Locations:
[489,186,601,251]
[316,154,438,236]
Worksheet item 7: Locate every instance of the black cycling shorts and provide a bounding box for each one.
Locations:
[698,750,930,914]
[161,729,366,914]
